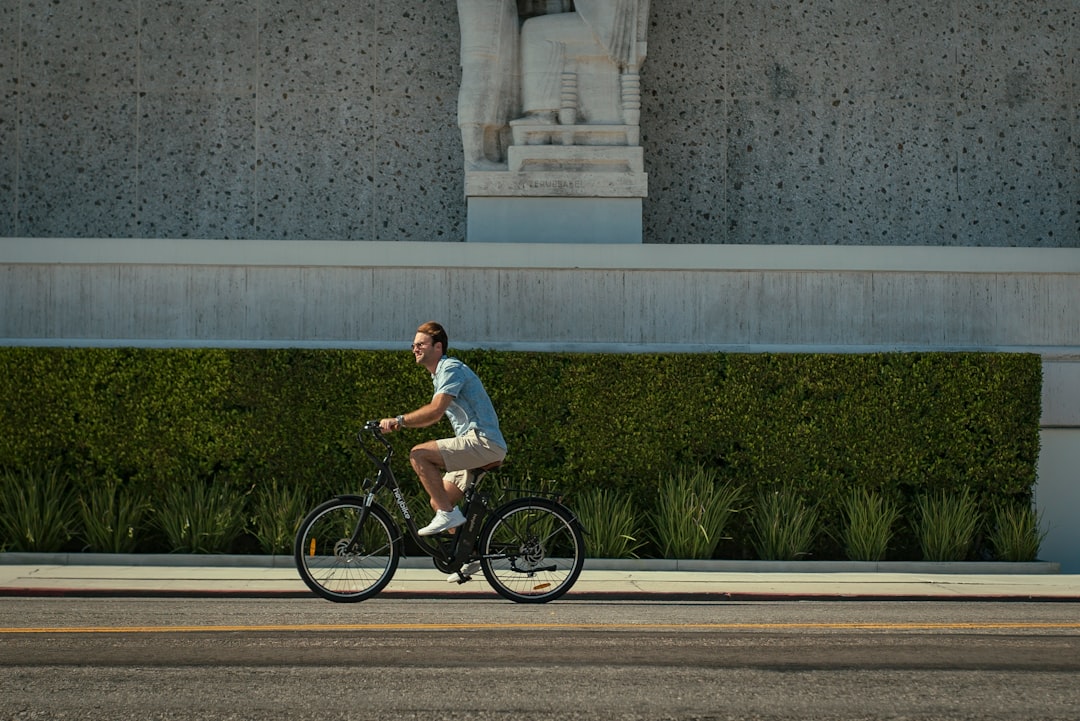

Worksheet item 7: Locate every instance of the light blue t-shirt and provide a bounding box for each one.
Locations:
[432,355,507,450]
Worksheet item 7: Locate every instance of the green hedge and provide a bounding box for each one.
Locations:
[0,348,1041,558]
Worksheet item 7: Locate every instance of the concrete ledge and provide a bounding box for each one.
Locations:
[599,558,1062,575]
[3,238,1079,273]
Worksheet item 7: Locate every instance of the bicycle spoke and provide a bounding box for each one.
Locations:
[479,498,584,603]
[295,500,400,602]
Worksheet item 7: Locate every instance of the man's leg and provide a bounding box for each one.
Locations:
[409,441,455,512]
[411,442,470,536]
[442,478,466,509]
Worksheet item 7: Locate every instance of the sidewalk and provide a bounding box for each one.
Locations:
[1,554,1077,601]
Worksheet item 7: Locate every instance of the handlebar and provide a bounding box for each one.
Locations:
[359,420,393,459]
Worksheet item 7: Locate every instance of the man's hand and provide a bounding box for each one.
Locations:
[379,395,451,434]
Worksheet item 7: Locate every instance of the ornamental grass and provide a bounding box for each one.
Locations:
[750,489,819,561]
[573,486,645,559]
[0,465,76,552]
[988,501,1046,562]
[914,488,980,562]
[649,466,743,560]
[838,487,901,562]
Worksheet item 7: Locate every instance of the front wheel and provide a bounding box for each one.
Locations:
[477,497,585,603]
[294,498,401,602]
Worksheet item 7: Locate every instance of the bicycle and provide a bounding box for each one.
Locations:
[294,420,586,603]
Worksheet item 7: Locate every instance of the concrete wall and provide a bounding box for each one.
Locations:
[1,0,1076,245]
[1038,429,1080,573]
[2,239,1080,349]
[1039,362,1080,572]
[2,239,1079,567]
[3,239,1078,350]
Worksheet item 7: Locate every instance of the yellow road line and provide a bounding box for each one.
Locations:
[2,622,1080,635]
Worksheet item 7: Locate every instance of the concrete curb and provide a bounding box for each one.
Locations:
[3,588,1076,603]
[0,552,1062,574]
[3,553,1074,602]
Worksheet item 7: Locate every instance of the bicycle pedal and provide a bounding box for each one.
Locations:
[447,560,481,584]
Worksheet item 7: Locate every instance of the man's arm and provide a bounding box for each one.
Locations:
[380,393,454,432]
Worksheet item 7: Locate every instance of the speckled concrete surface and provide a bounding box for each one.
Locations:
[0,0,1075,245]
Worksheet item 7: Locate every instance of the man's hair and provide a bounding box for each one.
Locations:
[417,321,448,355]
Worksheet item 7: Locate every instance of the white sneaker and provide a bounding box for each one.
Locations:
[446,560,482,584]
[417,507,466,536]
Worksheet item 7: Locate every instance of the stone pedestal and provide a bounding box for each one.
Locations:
[467,197,642,243]
[465,144,647,243]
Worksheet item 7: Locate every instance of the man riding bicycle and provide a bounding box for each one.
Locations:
[379,321,507,537]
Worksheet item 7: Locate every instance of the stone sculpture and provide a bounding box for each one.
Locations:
[456,0,649,169]
[457,0,521,170]
[457,0,651,243]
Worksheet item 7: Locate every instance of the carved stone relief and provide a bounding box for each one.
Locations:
[456,0,650,185]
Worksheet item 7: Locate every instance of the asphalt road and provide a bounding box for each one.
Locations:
[2,598,1079,720]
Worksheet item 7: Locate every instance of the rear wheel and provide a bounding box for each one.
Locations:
[477,497,585,603]
[294,498,401,602]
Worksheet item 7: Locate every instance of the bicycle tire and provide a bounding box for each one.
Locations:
[477,497,585,603]
[294,498,401,603]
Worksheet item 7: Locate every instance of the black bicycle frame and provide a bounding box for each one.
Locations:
[347,422,492,569]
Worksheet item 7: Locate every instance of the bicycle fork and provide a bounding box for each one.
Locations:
[343,490,380,553]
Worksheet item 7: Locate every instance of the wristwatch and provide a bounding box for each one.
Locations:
[396,414,406,429]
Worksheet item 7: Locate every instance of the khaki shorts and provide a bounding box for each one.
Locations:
[437,430,507,492]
